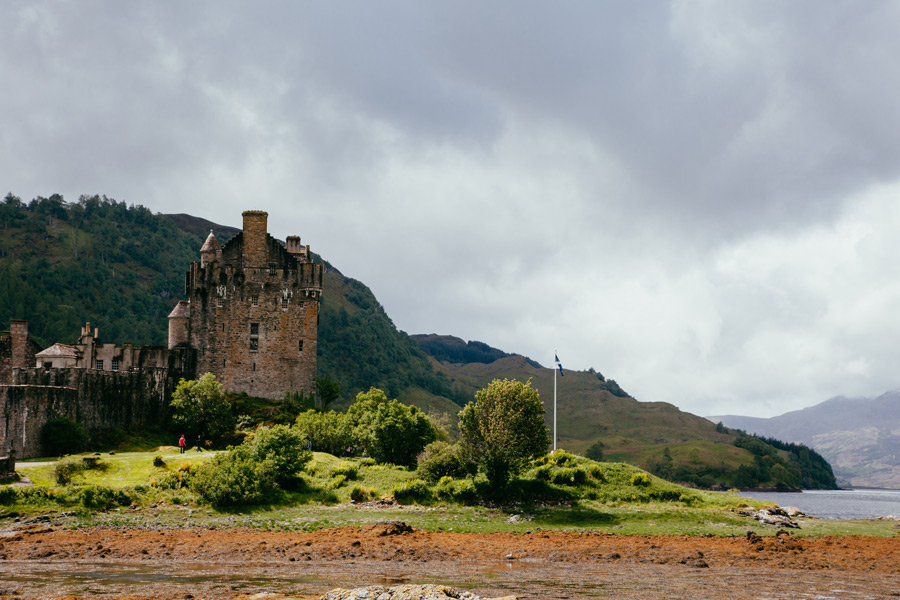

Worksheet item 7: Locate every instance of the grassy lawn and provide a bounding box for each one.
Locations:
[4,449,897,538]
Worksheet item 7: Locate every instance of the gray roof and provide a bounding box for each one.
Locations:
[35,343,80,358]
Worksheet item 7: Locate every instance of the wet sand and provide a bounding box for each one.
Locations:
[1,522,899,599]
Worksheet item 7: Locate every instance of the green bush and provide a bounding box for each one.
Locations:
[390,478,431,503]
[536,449,578,468]
[41,418,88,456]
[347,389,439,468]
[244,425,312,485]
[154,468,191,490]
[349,484,377,502]
[153,455,166,467]
[434,477,478,505]
[417,441,468,483]
[630,472,651,487]
[328,474,348,490]
[189,446,279,507]
[549,466,588,486]
[0,486,16,505]
[54,457,86,485]
[328,461,359,480]
[294,410,353,456]
[76,485,130,510]
[586,463,604,481]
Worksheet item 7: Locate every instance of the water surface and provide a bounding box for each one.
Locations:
[738,488,900,519]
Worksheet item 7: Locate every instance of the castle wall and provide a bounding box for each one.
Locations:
[1,363,190,458]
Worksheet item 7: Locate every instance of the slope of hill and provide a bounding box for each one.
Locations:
[0,195,836,489]
[711,391,900,489]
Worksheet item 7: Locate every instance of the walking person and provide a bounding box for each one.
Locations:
[196,434,204,452]
[179,434,186,454]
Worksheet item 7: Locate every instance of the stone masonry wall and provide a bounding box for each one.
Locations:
[1,366,182,458]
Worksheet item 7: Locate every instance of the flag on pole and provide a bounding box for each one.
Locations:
[555,353,564,377]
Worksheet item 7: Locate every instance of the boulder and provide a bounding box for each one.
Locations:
[320,584,516,600]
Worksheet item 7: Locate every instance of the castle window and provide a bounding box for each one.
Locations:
[111,359,119,371]
[251,295,259,306]
[269,266,276,276]
[95,359,104,370]
[298,340,303,356]
[282,297,288,310]
[217,297,224,308]
[250,322,259,352]
[43,362,52,369]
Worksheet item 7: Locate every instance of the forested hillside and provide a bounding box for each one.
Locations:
[0,194,837,490]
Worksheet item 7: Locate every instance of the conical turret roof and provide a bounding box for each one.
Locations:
[200,231,220,253]
[168,300,191,319]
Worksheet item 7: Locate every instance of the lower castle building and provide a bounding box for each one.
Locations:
[0,210,323,459]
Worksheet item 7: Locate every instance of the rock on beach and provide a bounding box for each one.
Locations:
[321,584,516,600]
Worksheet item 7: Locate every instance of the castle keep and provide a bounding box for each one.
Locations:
[172,210,323,399]
[0,210,323,458]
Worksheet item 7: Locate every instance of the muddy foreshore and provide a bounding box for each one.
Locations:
[1,522,899,599]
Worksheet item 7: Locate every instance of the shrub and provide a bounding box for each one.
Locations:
[153,455,166,467]
[630,472,651,487]
[76,485,130,510]
[154,469,190,490]
[390,478,431,503]
[549,466,588,486]
[189,446,279,507]
[244,425,312,485]
[328,474,348,490]
[586,464,604,481]
[329,461,359,480]
[41,418,88,456]
[54,457,86,485]
[349,484,377,502]
[347,389,439,468]
[584,441,605,462]
[535,449,578,468]
[294,410,353,456]
[0,486,17,505]
[434,477,477,505]
[417,441,468,483]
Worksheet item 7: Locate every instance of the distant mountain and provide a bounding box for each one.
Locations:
[710,391,900,489]
[411,334,542,368]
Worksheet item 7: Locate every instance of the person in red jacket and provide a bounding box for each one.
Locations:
[179,434,186,454]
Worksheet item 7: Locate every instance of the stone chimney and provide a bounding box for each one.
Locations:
[242,210,269,268]
[9,319,27,370]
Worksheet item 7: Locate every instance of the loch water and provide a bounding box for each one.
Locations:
[738,488,900,520]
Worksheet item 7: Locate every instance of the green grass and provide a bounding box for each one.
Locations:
[3,449,897,538]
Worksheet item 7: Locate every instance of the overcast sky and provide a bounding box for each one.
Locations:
[4,1,900,418]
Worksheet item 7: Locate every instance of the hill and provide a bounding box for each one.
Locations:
[711,391,900,489]
[0,194,835,489]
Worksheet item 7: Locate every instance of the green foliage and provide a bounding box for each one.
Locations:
[349,484,377,502]
[294,410,353,456]
[585,441,605,462]
[153,455,166,467]
[347,388,439,468]
[315,374,342,411]
[459,378,550,490]
[275,390,316,424]
[189,445,280,507]
[328,461,359,480]
[75,485,131,510]
[416,441,469,483]
[243,424,312,485]
[631,472,651,487]
[54,457,86,485]
[170,373,236,443]
[390,478,431,503]
[0,486,17,505]
[41,418,88,457]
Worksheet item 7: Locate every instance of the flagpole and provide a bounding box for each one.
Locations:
[553,348,557,452]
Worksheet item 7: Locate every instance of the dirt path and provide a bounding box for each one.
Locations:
[1,522,899,599]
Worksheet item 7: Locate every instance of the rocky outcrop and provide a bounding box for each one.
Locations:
[320,585,516,600]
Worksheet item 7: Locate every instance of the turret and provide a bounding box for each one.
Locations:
[286,235,310,263]
[200,231,221,268]
[167,301,191,349]
[9,319,28,370]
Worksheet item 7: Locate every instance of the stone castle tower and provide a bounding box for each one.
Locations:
[168,210,324,399]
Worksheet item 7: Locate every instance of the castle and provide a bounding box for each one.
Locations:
[0,210,324,458]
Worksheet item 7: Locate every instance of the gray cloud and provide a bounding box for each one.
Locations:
[3,1,900,417]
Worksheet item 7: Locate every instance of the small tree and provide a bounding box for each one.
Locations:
[347,387,438,468]
[294,409,353,455]
[170,373,235,443]
[315,374,342,411]
[458,378,550,490]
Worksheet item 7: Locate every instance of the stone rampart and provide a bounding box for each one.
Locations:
[1,367,182,458]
